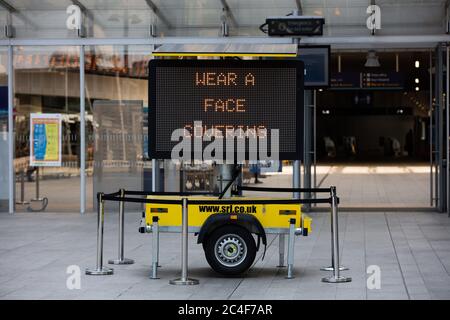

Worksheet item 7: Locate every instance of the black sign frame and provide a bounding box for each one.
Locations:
[298,45,330,89]
[148,59,304,161]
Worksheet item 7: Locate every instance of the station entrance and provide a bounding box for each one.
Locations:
[240,46,448,211]
[314,50,432,208]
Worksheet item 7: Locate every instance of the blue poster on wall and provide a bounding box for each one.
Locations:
[33,123,47,161]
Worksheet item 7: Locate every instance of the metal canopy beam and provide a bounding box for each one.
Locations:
[0,0,15,12]
[0,0,38,30]
[152,43,298,57]
[220,0,238,28]
[0,34,448,48]
[145,0,172,29]
[295,0,303,15]
[72,0,95,21]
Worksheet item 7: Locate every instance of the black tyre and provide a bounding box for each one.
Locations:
[204,225,257,275]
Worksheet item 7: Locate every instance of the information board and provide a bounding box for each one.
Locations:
[149,60,304,160]
[361,72,404,89]
[30,113,62,167]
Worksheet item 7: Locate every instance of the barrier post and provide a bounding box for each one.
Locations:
[277,234,285,267]
[320,187,348,272]
[16,169,29,205]
[322,187,351,283]
[150,216,160,279]
[285,218,296,279]
[86,192,113,275]
[109,189,134,265]
[170,198,199,285]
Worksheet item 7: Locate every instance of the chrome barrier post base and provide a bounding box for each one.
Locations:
[320,266,349,271]
[108,258,134,265]
[169,278,199,285]
[85,267,114,275]
[321,275,352,283]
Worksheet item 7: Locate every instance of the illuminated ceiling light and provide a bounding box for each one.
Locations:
[415,60,420,68]
[365,50,380,67]
[415,87,420,91]
[318,88,323,92]
[334,8,341,16]
[415,78,419,83]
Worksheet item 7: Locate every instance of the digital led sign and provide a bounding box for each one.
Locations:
[148,60,304,160]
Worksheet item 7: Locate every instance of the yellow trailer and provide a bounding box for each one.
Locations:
[140,195,312,275]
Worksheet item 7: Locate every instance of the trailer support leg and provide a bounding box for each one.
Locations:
[285,219,295,279]
[277,234,285,267]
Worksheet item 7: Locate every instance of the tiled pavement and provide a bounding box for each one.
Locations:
[2,164,447,299]
[0,208,449,300]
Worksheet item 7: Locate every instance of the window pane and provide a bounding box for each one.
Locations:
[86,45,151,211]
[14,46,80,212]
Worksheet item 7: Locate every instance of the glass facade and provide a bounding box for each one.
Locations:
[87,45,151,211]
[13,46,80,212]
[0,1,448,212]
[6,44,152,212]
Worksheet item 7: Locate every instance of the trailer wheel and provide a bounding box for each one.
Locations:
[204,225,256,275]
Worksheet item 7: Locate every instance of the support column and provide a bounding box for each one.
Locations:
[152,159,160,192]
[164,160,180,192]
[445,44,450,216]
[80,45,86,214]
[303,90,313,210]
[8,45,13,214]
[293,160,301,199]
[437,45,446,212]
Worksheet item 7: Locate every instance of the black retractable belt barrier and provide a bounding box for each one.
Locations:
[236,186,332,193]
[87,186,350,283]
[124,190,221,197]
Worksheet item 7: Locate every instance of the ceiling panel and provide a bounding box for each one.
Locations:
[0,0,447,38]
